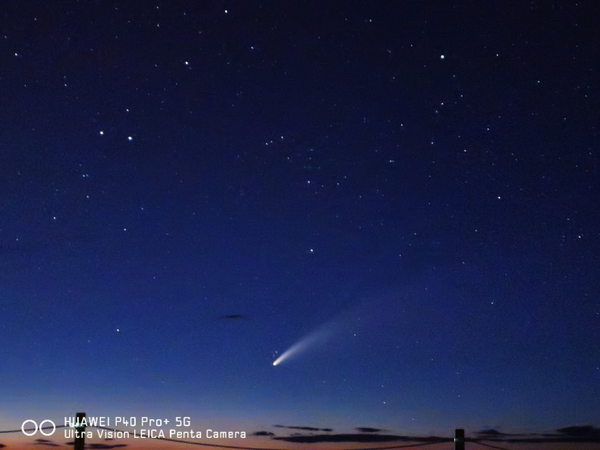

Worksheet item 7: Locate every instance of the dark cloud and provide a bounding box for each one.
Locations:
[65,443,127,448]
[557,425,600,437]
[219,314,247,320]
[87,445,128,449]
[476,436,600,444]
[252,431,275,437]
[355,427,383,433]
[269,424,600,445]
[475,429,509,436]
[0,444,6,448]
[33,439,61,447]
[472,425,600,444]
[273,433,448,444]
[273,424,333,432]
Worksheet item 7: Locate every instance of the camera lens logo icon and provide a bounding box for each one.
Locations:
[21,420,56,436]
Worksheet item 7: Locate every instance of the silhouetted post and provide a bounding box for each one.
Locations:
[454,428,465,450]
[75,412,86,450]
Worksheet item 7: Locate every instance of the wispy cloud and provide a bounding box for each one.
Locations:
[474,425,600,443]
[261,424,600,445]
[219,314,248,320]
[65,442,128,449]
[33,439,61,447]
[272,434,447,444]
[273,424,333,432]
[86,444,127,449]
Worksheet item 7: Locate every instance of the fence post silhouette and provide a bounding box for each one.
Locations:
[74,412,86,450]
[454,428,465,450]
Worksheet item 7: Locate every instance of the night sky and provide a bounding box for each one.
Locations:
[1,1,599,449]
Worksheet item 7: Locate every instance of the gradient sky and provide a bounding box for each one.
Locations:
[1,1,599,449]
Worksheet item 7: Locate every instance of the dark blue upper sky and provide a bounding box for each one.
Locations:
[1,1,599,447]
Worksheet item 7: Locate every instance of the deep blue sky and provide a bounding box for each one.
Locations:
[1,1,599,448]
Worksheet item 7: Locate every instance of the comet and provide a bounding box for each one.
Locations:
[273,293,405,367]
[272,315,347,366]
[272,328,329,366]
